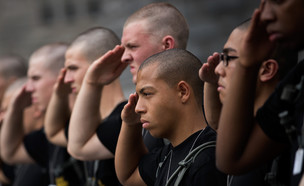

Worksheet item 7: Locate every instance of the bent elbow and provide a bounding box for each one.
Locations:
[1,151,17,165]
[216,155,250,175]
[67,145,85,161]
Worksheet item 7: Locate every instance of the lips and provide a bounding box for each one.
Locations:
[217,83,225,92]
[31,96,37,103]
[267,28,283,42]
[129,66,136,74]
[71,87,77,93]
[140,119,150,129]
[269,32,283,42]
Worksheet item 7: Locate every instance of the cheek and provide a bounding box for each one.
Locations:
[77,68,89,82]
[38,80,55,97]
[152,100,178,124]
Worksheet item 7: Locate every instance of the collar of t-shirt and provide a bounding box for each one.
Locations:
[298,49,304,63]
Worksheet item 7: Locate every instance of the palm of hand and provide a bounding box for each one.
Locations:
[199,53,219,84]
[121,93,141,125]
[55,69,72,96]
[14,86,32,109]
[86,45,128,86]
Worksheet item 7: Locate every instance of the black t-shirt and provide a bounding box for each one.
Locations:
[86,101,127,186]
[23,128,86,186]
[256,60,304,186]
[142,128,165,152]
[2,161,15,184]
[228,165,271,186]
[138,126,227,186]
[12,164,49,186]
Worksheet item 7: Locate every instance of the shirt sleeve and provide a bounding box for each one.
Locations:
[96,101,127,154]
[23,128,49,167]
[138,150,160,186]
[256,61,304,143]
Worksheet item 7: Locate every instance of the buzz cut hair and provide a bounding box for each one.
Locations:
[69,27,120,63]
[124,2,189,49]
[30,42,68,76]
[0,54,27,79]
[139,49,203,105]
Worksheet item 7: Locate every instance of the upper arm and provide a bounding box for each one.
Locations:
[46,129,68,147]
[68,134,113,161]
[2,143,35,164]
[216,123,286,174]
[121,167,147,186]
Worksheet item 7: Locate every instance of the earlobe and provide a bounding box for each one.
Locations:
[162,36,175,50]
[178,81,190,103]
[259,59,279,82]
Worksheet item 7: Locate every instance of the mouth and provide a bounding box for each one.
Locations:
[71,87,77,93]
[217,83,225,92]
[268,31,283,42]
[140,119,150,129]
[129,66,136,74]
[31,97,37,103]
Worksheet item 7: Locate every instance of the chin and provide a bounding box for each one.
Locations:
[219,95,224,104]
[149,130,163,139]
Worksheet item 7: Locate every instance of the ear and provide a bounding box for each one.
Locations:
[162,35,175,50]
[177,81,190,103]
[259,59,279,82]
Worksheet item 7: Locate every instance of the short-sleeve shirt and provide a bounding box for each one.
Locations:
[24,128,86,186]
[89,101,127,186]
[256,60,304,186]
[138,126,227,186]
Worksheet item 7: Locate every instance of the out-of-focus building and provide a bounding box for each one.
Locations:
[0,0,258,96]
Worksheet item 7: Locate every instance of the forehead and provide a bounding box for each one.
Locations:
[122,21,152,43]
[28,55,56,78]
[28,56,47,72]
[65,46,89,66]
[136,64,159,87]
[223,29,246,53]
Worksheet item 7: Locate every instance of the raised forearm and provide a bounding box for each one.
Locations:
[204,82,222,130]
[45,92,70,146]
[68,83,102,157]
[216,63,259,172]
[115,122,147,185]
[0,103,25,162]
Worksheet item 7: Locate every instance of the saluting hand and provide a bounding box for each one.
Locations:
[121,93,141,126]
[84,45,128,87]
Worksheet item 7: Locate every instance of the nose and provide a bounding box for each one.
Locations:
[260,1,275,23]
[64,71,74,83]
[135,97,146,114]
[121,49,132,64]
[25,80,34,92]
[215,62,225,77]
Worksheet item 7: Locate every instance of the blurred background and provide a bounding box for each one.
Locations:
[0,0,259,97]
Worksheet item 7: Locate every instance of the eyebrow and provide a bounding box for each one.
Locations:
[138,86,154,94]
[223,47,237,54]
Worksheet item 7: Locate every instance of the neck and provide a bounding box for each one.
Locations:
[169,105,206,147]
[99,79,125,118]
[254,81,277,115]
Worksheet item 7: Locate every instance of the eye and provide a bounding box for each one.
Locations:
[142,92,152,96]
[126,44,138,50]
[220,53,238,67]
[67,65,78,71]
[31,76,40,81]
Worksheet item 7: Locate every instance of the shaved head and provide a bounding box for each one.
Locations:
[139,49,203,104]
[30,42,68,76]
[69,27,120,63]
[125,2,189,49]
